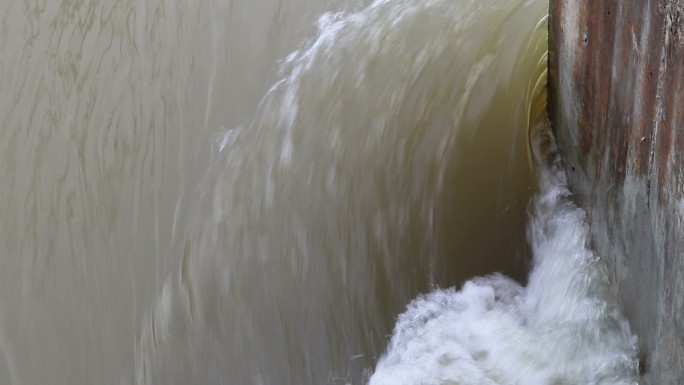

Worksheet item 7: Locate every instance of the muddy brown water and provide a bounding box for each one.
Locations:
[0,1,548,384]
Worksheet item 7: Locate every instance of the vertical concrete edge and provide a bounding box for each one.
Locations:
[549,0,684,383]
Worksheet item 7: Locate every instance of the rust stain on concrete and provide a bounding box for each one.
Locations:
[549,0,684,383]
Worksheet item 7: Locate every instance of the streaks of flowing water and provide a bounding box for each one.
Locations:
[0,1,339,384]
[133,0,552,383]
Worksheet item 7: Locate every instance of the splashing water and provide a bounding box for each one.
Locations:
[369,123,639,384]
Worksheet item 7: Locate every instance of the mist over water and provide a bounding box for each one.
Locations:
[0,0,636,384]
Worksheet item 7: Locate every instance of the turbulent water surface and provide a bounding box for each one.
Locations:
[0,0,638,384]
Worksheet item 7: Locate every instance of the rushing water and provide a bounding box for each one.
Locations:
[0,0,638,384]
[370,122,639,384]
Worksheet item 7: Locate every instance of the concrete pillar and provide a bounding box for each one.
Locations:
[549,0,684,383]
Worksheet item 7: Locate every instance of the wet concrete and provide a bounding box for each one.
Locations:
[549,0,684,383]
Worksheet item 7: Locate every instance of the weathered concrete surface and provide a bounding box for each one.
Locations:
[549,0,684,383]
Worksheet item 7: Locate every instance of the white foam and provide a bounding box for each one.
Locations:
[370,127,639,385]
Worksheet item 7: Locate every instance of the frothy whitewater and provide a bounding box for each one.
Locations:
[369,124,640,384]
